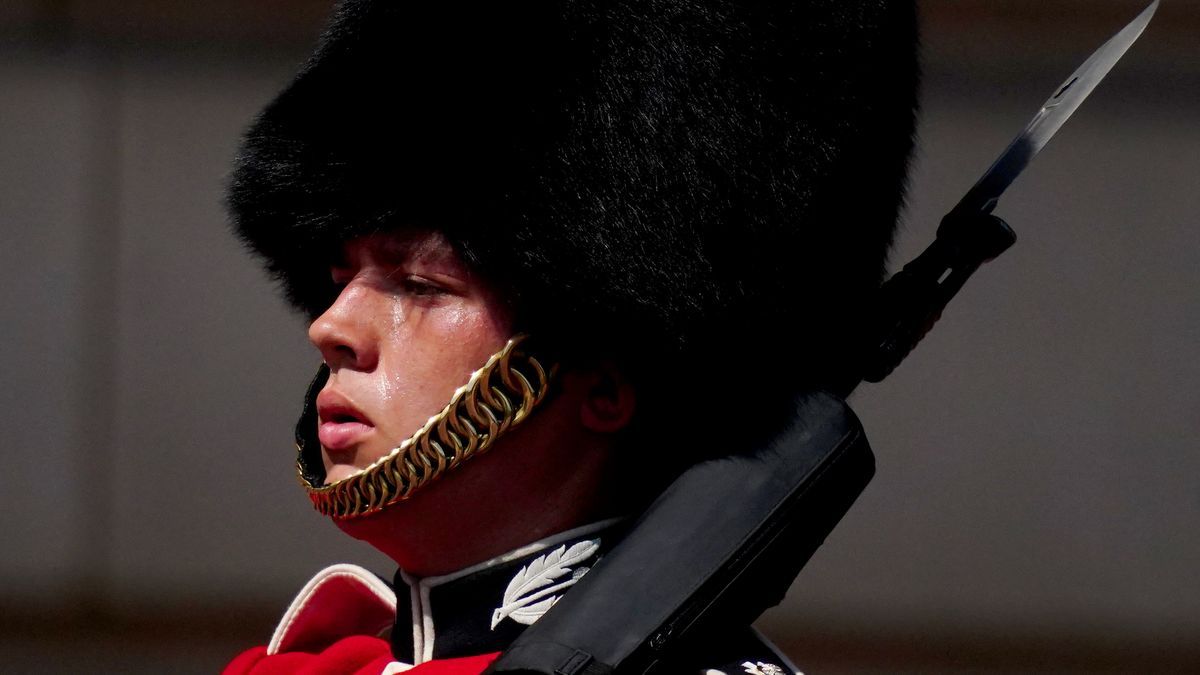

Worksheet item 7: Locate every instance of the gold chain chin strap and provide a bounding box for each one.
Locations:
[300,335,555,520]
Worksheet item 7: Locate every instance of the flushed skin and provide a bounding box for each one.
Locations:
[311,232,639,577]
[308,231,513,485]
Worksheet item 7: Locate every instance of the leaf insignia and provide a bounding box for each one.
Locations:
[490,539,600,629]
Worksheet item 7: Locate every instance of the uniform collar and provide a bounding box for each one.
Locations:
[389,519,624,664]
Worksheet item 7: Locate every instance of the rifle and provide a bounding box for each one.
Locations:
[485,3,1158,673]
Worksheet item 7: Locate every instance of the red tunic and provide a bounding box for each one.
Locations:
[222,638,497,675]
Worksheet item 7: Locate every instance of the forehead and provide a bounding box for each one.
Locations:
[339,229,468,272]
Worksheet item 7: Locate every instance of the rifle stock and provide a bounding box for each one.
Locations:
[486,392,874,675]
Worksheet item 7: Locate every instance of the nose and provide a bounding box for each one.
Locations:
[307,282,380,371]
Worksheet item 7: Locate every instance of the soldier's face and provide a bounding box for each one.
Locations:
[307,230,513,484]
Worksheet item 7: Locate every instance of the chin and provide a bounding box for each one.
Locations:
[323,463,365,484]
[321,438,395,484]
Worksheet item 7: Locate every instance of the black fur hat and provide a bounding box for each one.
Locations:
[229,0,919,450]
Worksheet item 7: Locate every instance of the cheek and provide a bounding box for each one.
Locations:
[373,298,512,434]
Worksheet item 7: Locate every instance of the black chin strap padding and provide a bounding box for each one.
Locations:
[295,364,330,486]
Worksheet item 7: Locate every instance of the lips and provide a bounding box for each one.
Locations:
[316,389,375,452]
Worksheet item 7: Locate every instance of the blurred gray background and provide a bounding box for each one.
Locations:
[1,1,1197,672]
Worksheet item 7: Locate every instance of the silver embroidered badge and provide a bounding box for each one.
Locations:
[742,662,785,675]
[490,539,600,629]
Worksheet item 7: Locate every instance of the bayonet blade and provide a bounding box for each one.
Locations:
[952,0,1158,216]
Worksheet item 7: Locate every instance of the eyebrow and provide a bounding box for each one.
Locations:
[379,233,447,262]
[370,232,473,281]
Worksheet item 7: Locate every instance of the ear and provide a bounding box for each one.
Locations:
[578,363,637,434]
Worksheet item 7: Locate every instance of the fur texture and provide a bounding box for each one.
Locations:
[228,0,919,452]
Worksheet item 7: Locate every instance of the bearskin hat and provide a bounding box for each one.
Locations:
[228,0,919,455]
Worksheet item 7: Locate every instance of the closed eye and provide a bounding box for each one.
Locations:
[401,275,445,297]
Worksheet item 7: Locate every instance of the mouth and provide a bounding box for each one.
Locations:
[316,390,375,452]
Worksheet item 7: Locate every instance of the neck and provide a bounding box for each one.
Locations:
[335,407,629,576]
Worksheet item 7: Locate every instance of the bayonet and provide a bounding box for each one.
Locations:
[953,0,1159,217]
[860,1,1158,385]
